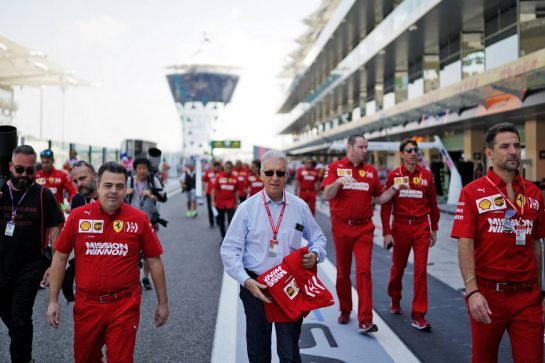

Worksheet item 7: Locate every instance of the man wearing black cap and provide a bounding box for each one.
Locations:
[35,149,77,212]
[0,145,64,363]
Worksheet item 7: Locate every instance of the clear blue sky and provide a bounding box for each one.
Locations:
[0,0,320,152]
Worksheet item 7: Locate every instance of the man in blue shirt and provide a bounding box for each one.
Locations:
[221,150,327,363]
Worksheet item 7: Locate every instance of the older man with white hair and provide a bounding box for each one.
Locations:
[221,150,327,363]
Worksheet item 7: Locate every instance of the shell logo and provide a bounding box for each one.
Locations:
[479,199,492,210]
[80,221,91,231]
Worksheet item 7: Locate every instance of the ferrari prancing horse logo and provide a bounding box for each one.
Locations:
[113,220,124,233]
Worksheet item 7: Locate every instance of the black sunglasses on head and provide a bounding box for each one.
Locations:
[40,150,53,157]
[72,160,96,172]
[13,165,36,175]
[263,170,287,177]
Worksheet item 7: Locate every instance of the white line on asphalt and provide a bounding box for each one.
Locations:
[319,258,420,363]
[211,271,238,363]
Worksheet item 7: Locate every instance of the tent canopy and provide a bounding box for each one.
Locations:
[0,33,91,87]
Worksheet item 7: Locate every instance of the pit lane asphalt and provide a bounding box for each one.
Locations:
[0,190,224,363]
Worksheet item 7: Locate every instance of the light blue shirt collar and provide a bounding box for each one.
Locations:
[261,189,289,205]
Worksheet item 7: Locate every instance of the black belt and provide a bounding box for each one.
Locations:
[77,285,140,303]
[477,278,536,293]
[394,215,428,225]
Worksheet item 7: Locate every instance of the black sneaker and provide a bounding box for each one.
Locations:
[142,277,152,290]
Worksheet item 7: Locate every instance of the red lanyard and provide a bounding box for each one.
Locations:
[485,175,525,217]
[261,190,286,240]
[399,166,422,185]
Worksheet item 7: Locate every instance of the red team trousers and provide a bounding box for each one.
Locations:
[388,219,430,318]
[469,284,543,363]
[74,288,141,363]
[298,190,316,215]
[332,217,375,324]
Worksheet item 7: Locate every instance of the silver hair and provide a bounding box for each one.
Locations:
[260,150,288,172]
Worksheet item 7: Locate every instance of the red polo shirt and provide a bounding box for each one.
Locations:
[321,157,383,220]
[202,168,218,195]
[214,171,239,209]
[380,164,440,235]
[35,167,77,205]
[55,201,163,295]
[296,168,319,191]
[234,167,249,195]
[451,167,545,282]
[247,174,264,196]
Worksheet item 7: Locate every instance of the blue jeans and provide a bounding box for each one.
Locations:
[240,282,302,363]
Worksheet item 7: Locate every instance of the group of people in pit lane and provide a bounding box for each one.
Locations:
[198,159,265,239]
[2,121,543,363]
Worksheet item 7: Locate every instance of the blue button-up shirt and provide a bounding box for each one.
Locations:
[220,190,327,286]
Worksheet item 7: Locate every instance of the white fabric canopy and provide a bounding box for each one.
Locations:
[0,33,91,87]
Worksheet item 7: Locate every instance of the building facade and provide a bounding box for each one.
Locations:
[278,0,545,183]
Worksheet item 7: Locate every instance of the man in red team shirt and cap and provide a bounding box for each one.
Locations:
[452,123,545,363]
[47,162,169,363]
[321,134,407,334]
[35,149,77,212]
[380,138,439,331]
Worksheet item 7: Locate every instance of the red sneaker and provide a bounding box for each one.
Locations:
[358,321,378,333]
[389,300,401,314]
[411,316,431,331]
[337,311,350,324]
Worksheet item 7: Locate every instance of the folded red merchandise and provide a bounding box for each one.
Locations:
[257,247,334,323]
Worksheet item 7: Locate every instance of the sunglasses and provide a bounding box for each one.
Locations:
[404,147,419,154]
[13,165,36,175]
[73,160,96,172]
[263,170,287,177]
[40,150,53,157]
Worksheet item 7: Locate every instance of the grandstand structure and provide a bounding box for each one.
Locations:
[278,0,545,183]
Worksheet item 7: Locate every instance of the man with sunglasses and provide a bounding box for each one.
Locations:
[0,145,64,363]
[380,138,439,331]
[452,123,545,363]
[321,134,407,334]
[70,160,98,210]
[35,149,77,212]
[221,150,326,363]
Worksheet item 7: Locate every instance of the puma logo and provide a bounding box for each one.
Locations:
[84,211,92,216]
[477,188,486,193]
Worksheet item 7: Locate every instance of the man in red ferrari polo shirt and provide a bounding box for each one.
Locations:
[234,160,249,203]
[381,138,439,331]
[247,160,264,197]
[35,149,77,211]
[211,161,239,239]
[203,161,221,228]
[322,134,407,333]
[295,158,320,215]
[47,162,169,363]
[452,122,545,363]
